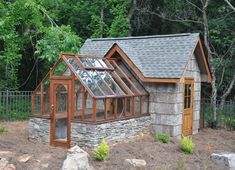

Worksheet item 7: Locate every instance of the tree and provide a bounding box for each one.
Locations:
[135,0,235,123]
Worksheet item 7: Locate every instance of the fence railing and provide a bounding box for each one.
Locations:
[201,99,235,130]
[0,91,32,120]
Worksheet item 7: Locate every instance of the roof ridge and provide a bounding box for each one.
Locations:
[90,33,199,41]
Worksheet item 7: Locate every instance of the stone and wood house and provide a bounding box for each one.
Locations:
[29,33,211,148]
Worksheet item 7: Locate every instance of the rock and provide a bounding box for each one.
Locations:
[17,154,31,163]
[211,153,235,169]
[41,163,49,170]
[61,145,94,170]
[4,164,16,170]
[125,159,146,170]
[0,151,15,162]
[0,158,9,169]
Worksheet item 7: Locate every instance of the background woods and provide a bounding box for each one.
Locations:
[0,0,234,123]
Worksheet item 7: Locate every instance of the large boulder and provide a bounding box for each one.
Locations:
[61,146,94,170]
[124,159,146,170]
[211,153,235,169]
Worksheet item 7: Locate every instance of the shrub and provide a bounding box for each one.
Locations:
[181,136,195,154]
[93,139,110,161]
[0,126,8,133]
[154,133,171,143]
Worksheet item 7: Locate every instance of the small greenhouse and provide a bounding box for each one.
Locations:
[31,53,149,147]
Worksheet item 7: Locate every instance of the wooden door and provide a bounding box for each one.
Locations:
[50,79,72,148]
[182,79,194,136]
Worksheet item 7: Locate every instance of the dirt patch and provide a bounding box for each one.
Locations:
[0,121,67,170]
[89,129,235,170]
[0,121,235,170]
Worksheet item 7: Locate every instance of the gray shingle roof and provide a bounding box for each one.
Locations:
[79,33,200,78]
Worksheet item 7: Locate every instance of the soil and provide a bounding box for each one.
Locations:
[0,121,235,170]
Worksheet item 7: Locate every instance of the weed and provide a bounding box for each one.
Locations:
[93,139,110,161]
[0,126,8,133]
[181,136,195,154]
[154,133,171,143]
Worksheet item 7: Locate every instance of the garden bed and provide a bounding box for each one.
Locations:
[0,121,235,170]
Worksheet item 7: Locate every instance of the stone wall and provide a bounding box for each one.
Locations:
[28,118,50,144]
[144,83,183,137]
[71,116,151,147]
[144,54,201,137]
[184,54,201,134]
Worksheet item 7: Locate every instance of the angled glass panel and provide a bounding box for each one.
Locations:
[110,61,148,95]
[65,57,103,96]
[53,60,71,76]
[98,71,125,95]
[97,59,109,68]
[79,58,93,67]
[87,70,114,96]
[88,58,103,68]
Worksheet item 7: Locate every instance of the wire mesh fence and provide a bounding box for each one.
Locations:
[0,91,32,121]
[201,99,235,130]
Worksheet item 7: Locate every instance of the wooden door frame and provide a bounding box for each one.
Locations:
[50,78,72,148]
[182,78,194,136]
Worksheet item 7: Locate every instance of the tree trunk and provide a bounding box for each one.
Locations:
[127,0,137,36]
[220,72,235,109]
[202,1,218,123]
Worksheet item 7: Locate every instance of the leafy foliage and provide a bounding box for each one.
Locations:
[154,133,171,143]
[181,136,195,154]
[35,25,82,63]
[93,139,110,161]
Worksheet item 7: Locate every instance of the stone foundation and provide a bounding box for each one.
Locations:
[28,116,151,147]
[71,116,151,147]
[28,118,50,144]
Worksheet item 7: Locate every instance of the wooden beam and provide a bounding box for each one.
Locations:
[198,39,212,83]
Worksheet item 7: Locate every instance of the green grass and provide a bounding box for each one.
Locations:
[0,111,30,121]
[0,126,8,133]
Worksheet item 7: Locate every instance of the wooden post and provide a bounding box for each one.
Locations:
[82,89,87,120]
[92,99,96,123]
[40,84,43,115]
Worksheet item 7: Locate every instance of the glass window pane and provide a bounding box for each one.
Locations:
[66,57,104,97]
[89,58,103,67]
[87,70,113,96]
[134,97,140,114]
[98,71,125,95]
[53,60,71,76]
[79,58,93,67]
[111,61,147,94]
[84,94,93,121]
[98,59,109,68]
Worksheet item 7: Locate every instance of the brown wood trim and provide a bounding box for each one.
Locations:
[104,44,179,83]
[72,114,150,124]
[198,39,212,83]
